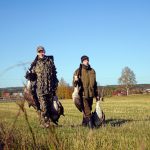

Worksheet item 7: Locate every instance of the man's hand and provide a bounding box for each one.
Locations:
[96,96,104,102]
[25,71,37,81]
[74,75,78,81]
[100,97,104,101]
[25,71,30,79]
[96,96,100,101]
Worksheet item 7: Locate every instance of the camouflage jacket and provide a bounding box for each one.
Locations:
[30,56,58,96]
[73,64,98,98]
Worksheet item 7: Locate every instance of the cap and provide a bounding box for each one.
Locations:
[37,46,45,52]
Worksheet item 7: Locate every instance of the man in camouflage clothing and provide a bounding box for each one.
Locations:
[73,55,100,129]
[26,46,58,128]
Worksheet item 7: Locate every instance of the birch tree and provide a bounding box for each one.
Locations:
[118,67,137,95]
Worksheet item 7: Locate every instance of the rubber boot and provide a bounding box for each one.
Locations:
[88,117,94,129]
[82,117,88,127]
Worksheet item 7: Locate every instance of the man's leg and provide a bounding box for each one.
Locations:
[38,95,51,128]
[82,98,94,129]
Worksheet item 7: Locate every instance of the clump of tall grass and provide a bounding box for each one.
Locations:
[0,100,64,150]
[0,103,22,149]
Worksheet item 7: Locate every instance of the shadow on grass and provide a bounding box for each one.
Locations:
[105,116,150,127]
[64,119,132,128]
[57,116,150,129]
[105,118,133,127]
[55,119,133,128]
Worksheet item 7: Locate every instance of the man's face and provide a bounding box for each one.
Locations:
[37,50,45,58]
[82,59,89,66]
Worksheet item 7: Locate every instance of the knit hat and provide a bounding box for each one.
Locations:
[81,55,89,62]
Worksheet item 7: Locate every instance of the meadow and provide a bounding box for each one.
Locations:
[0,95,150,150]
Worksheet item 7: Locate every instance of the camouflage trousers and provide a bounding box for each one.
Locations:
[38,94,53,127]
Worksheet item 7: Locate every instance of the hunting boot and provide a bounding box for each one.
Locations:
[82,117,89,127]
[88,117,94,129]
[39,117,50,128]
[44,117,50,128]
[39,112,49,128]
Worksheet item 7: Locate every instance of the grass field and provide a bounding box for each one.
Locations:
[0,95,150,150]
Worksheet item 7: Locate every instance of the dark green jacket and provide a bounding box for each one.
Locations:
[73,64,98,98]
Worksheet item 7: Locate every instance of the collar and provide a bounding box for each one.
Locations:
[81,64,91,70]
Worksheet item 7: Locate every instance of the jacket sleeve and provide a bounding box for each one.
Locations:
[51,59,59,96]
[25,64,37,81]
[94,81,99,97]
[93,70,100,98]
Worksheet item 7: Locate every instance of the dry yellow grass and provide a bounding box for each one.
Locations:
[0,95,150,149]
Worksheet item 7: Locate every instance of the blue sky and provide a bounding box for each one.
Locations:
[0,0,150,88]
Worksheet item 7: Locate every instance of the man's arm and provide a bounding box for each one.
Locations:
[50,59,59,96]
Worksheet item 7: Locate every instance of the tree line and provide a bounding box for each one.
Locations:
[0,66,148,99]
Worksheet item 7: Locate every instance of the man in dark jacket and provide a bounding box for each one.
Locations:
[73,55,100,129]
[25,46,59,128]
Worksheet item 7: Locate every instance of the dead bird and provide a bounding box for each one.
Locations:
[92,100,105,127]
[49,96,64,125]
[72,84,82,112]
[24,80,64,125]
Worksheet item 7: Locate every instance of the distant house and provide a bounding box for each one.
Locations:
[12,92,23,97]
[144,89,150,93]
[2,92,10,98]
[113,90,127,96]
